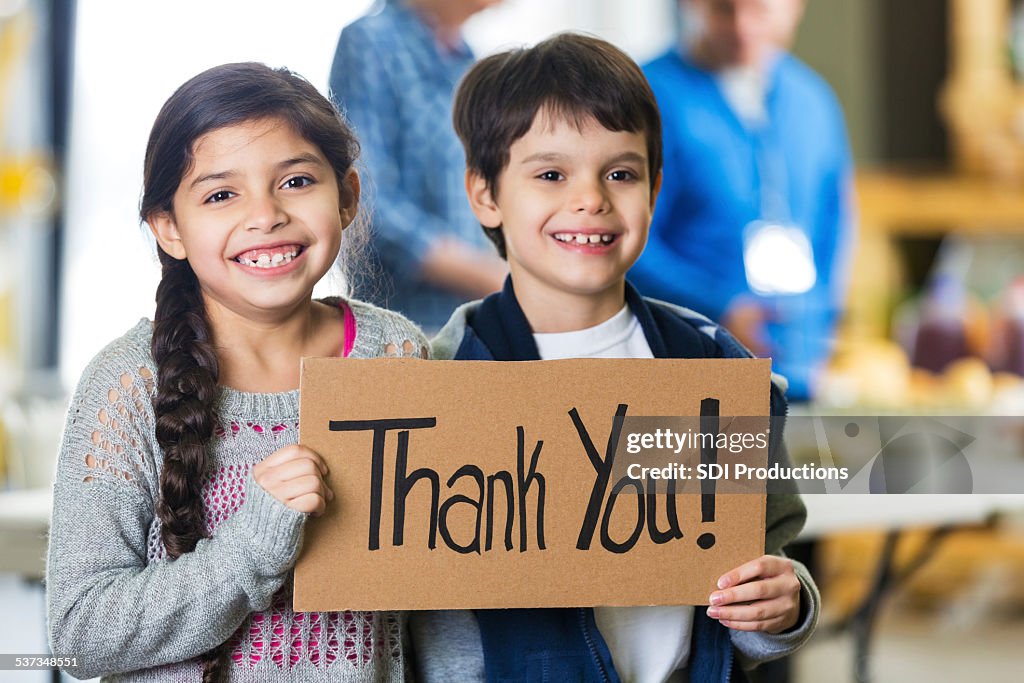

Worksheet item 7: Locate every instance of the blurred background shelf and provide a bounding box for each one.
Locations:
[856,170,1024,234]
[845,170,1024,348]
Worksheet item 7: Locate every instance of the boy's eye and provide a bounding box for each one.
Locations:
[205,190,234,204]
[282,175,315,189]
[608,169,636,182]
[537,171,564,182]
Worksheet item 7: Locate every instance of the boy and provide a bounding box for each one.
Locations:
[413,33,818,683]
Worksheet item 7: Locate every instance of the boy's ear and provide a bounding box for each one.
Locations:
[148,211,187,260]
[339,168,361,229]
[650,170,663,211]
[465,171,502,228]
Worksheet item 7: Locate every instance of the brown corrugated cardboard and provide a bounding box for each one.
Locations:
[294,357,770,611]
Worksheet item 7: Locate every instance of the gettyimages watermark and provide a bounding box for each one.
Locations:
[613,413,1024,494]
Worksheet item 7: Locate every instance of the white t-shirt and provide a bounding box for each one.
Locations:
[533,304,654,360]
[533,304,695,683]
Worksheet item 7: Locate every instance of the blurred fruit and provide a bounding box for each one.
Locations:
[821,339,911,408]
[942,357,994,408]
[908,368,942,408]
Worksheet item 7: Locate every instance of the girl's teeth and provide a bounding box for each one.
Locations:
[588,234,601,244]
[575,234,588,244]
[237,249,298,268]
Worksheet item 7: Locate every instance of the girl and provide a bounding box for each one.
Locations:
[46,63,426,682]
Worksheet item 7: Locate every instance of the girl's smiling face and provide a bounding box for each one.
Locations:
[149,117,358,323]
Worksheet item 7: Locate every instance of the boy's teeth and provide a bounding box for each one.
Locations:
[555,233,615,245]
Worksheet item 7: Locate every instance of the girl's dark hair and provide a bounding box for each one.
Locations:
[452,32,663,258]
[140,62,359,682]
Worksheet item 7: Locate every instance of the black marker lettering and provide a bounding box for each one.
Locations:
[439,464,485,554]
[329,417,436,550]
[517,426,546,551]
[574,404,628,550]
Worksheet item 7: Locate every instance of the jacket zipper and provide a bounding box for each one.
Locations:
[723,638,734,682]
[578,608,611,683]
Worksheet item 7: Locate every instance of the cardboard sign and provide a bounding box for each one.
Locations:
[294,358,770,612]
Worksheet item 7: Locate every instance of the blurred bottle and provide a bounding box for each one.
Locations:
[911,274,970,372]
[991,277,1024,375]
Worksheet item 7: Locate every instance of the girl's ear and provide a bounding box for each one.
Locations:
[465,171,502,228]
[339,168,361,229]
[148,211,188,260]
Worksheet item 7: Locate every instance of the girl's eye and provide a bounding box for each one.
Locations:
[537,171,564,182]
[283,175,314,189]
[206,190,234,204]
[608,169,636,182]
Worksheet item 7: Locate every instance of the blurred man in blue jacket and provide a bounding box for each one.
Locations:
[632,0,854,400]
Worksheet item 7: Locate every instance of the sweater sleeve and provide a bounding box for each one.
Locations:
[46,343,307,679]
[729,385,820,668]
[729,557,819,669]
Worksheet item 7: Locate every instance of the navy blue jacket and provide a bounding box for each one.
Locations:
[434,278,800,683]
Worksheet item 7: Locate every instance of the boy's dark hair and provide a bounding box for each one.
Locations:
[453,32,662,258]
[140,62,360,683]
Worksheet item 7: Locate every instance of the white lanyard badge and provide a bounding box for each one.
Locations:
[743,221,817,295]
[741,132,816,296]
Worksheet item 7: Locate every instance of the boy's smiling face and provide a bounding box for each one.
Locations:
[467,110,660,331]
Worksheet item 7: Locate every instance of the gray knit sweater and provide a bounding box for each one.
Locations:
[46,299,428,682]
